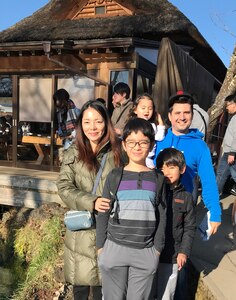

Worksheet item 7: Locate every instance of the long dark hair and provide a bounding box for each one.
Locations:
[76,100,121,171]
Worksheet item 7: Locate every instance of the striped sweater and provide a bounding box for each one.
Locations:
[96,169,166,252]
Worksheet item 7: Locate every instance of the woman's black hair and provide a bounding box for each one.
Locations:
[53,88,70,103]
[123,118,155,144]
[76,100,121,171]
[76,100,109,131]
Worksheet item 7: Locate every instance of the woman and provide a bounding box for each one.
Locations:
[57,100,122,300]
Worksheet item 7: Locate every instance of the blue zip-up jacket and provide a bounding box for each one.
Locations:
[154,128,221,222]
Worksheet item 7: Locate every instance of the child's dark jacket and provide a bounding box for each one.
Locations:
[160,183,196,264]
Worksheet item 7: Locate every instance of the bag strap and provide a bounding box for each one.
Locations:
[92,153,108,194]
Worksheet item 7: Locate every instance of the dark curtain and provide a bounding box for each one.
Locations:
[153,38,215,120]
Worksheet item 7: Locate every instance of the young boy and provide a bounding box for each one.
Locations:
[96,118,167,300]
[155,148,196,300]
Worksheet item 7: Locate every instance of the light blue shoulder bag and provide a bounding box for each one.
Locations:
[64,153,108,231]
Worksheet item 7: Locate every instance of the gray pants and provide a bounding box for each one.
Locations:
[98,239,159,300]
[156,263,178,300]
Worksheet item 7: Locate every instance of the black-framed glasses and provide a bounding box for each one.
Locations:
[125,140,150,149]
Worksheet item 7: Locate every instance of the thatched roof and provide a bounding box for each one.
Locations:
[0,0,226,81]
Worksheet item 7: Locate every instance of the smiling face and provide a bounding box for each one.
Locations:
[168,103,193,135]
[122,130,151,166]
[82,107,105,151]
[161,163,185,188]
[134,98,154,121]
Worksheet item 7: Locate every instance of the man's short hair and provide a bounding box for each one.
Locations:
[114,82,130,99]
[225,92,236,103]
[168,90,194,112]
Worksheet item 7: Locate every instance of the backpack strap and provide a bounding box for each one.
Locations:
[108,167,124,222]
[154,169,166,209]
[108,168,166,221]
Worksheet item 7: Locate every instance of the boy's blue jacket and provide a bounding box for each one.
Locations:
[154,128,221,222]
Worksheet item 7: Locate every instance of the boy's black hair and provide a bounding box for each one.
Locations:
[168,90,194,113]
[156,148,186,171]
[114,82,130,99]
[123,118,155,144]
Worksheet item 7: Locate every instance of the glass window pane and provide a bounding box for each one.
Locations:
[110,71,129,87]
[95,6,105,15]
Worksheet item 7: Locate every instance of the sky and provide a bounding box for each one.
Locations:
[0,0,235,68]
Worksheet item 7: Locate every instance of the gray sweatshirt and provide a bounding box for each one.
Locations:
[222,114,236,155]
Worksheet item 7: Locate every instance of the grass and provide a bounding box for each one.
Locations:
[11,215,64,300]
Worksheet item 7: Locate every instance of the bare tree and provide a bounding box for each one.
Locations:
[207,44,236,140]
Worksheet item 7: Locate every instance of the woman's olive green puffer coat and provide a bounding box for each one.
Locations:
[57,144,117,286]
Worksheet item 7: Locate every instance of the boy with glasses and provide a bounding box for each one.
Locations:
[96,118,167,300]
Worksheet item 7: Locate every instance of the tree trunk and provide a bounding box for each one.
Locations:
[207,45,236,140]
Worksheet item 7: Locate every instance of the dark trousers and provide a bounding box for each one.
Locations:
[73,285,102,300]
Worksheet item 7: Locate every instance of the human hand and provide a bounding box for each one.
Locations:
[95,197,110,212]
[177,253,187,270]
[156,113,164,126]
[209,221,221,235]
[228,154,235,165]
[97,248,103,255]
[115,128,122,136]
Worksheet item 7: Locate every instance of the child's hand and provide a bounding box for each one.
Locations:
[177,253,187,270]
[97,248,103,255]
[114,128,122,136]
[95,197,110,212]
[156,113,164,126]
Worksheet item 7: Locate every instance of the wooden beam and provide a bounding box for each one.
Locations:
[0,53,86,73]
[0,55,66,73]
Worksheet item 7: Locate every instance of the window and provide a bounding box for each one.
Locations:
[0,77,12,97]
[95,6,105,15]
[110,71,129,87]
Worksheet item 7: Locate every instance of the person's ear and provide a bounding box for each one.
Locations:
[149,141,155,151]
[122,140,127,152]
[168,112,172,122]
[180,165,186,175]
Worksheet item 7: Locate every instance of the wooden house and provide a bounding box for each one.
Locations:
[0,0,226,171]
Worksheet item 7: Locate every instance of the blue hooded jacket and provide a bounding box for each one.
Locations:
[154,128,221,222]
